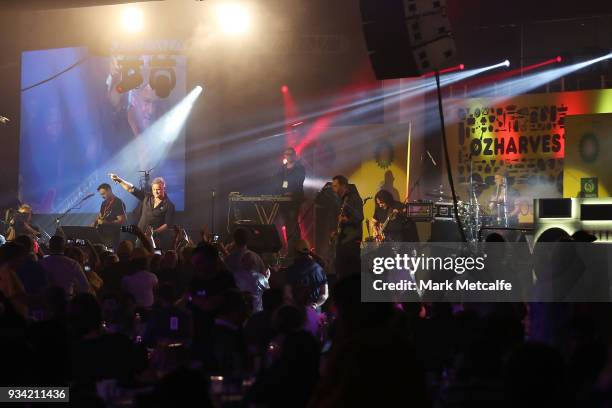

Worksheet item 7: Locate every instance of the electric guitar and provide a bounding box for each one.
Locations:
[94,198,116,227]
[374,209,399,243]
[329,197,348,251]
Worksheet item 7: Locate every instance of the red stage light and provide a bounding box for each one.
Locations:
[281,85,289,93]
[459,64,465,70]
[556,56,562,63]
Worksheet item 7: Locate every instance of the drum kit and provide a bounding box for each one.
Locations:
[406,176,510,243]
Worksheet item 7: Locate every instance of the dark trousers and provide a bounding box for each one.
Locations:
[334,241,361,279]
[280,203,302,256]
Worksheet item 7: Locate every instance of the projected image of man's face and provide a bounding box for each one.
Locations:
[129,84,158,134]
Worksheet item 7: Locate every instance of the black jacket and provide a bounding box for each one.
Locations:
[338,184,363,245]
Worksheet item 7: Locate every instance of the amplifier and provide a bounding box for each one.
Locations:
[433,202,455,220]
[406,201,433,221]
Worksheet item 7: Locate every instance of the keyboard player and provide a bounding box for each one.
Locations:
[276,147,306,256]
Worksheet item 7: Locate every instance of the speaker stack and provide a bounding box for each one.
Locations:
[359,0,457,79]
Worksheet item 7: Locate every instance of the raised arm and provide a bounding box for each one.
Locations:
[109,173,134,192]
[109,173,145,201]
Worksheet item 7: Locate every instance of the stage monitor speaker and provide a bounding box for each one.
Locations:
[479,227,534,243]
[359,0,457,79]
[57,226,106,246]
[430,220,462,242]
[232,222,282,254]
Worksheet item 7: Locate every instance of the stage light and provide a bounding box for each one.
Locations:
[504,60,511,67]
[216,3,251,35]
[459,64,465,70]
[556,56,562,63]
[116,59,143,93]
[121,7,144,33]
[472,51,612,98]
[149,57,176,98]
[281,85,289,93]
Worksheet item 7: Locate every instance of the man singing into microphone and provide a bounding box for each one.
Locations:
[276,147,305,257]
[109,173,175,249]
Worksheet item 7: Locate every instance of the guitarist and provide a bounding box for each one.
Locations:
[331,175,363,278]
[93,183,126,227]
[371,190,418,242]
[93,183,126,249]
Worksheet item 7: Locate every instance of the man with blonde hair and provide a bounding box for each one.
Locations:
[109,173,175,249]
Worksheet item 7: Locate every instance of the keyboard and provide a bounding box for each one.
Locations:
[228,193,295,202]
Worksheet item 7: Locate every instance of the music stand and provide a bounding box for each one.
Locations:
[57,226,106,246]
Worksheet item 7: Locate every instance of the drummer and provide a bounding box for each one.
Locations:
[487,173,519,226]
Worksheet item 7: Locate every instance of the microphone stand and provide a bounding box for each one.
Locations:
[55,195,91,230]
[407,152,435,202]
[210,189,216,236]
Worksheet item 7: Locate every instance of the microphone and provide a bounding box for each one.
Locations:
[426,150,437,166]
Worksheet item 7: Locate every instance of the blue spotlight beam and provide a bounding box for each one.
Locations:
[53,86,204,218]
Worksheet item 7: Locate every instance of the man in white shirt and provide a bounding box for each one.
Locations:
[39,235,93,297]
[121,247,158,309]
[224,228,268,277]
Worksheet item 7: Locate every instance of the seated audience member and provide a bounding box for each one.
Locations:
[27,289,71,384]
[157,250,182,293]
[136,367,213,408]
[0,289,29,386]
[144,283,192,346]
[189,243,237,300]
[99,240,132,296]
[224,228,268,276]
[13,235,48,296]
[0,241,28,317]
[234,251,270,313]
[203,288,249,377]
[39,235,93,297]
[149,253,162,275]
[247,330,320,408]
[285,239,328,310]
[121,247,158,310]
[65,245,104,293]
[266,304,309,353]
[69,293,147,385]
[103,253,119,269]
[309,276,429,408]
[244,288,284,357]
[188,243,237,345]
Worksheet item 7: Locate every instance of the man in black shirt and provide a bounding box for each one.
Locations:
[109,173,176,249]
[93,183,126,227]
[93,183,127,249]
[276,147,306,256]
[331,175,363,278]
